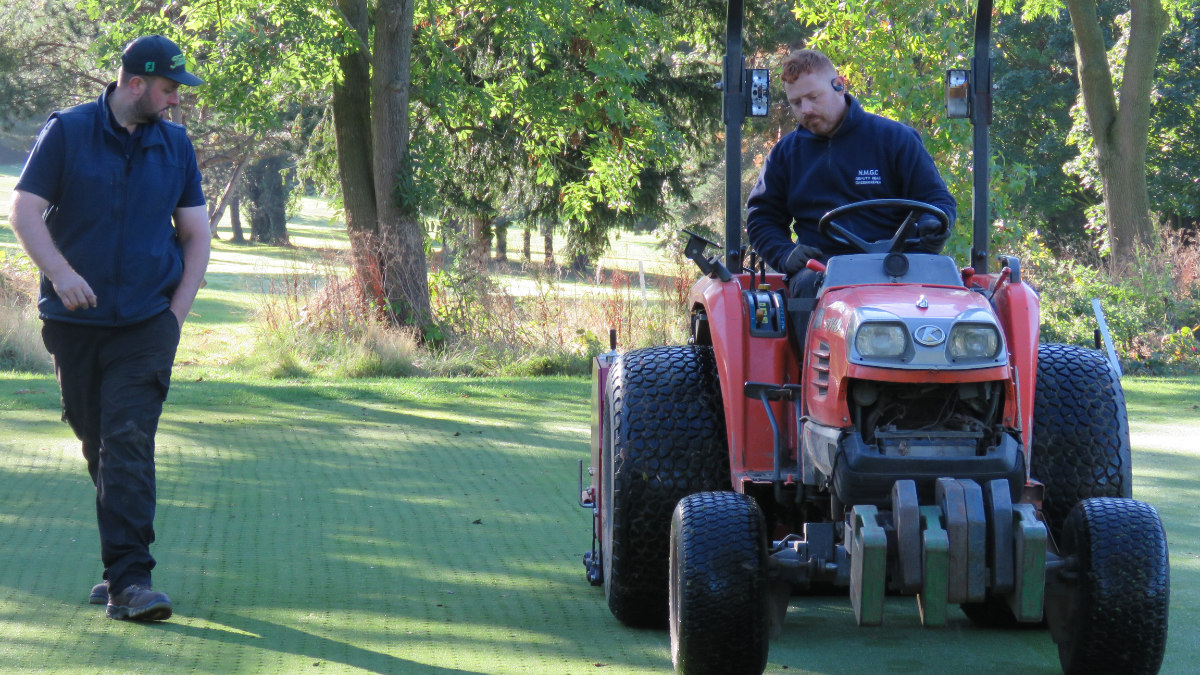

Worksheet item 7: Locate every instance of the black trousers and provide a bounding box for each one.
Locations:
[41,310,181,594]
[786,267,823,356]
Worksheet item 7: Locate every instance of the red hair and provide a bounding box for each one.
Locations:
[781,49,836,84]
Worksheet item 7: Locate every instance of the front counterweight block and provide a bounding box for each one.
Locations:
[849,505,888,626]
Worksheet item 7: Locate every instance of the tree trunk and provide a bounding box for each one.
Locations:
[569,252,589,276]
[542,220,555,266]
[441,219,457,269]
[1065,0,1168,269]
[523,224,532,261]
[244,153,290,246]
[207,151,251,238]
[333,0,384,312]
[229,193,245,243]
[372,0,431,329]
[495,217,508,263]
[467,213,491,272]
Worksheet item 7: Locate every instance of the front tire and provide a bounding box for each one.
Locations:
[602,346,729,628]
[670,492,769,675]
[1049,498,1169,675]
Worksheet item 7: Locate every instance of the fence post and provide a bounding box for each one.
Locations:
[639,261,647,305]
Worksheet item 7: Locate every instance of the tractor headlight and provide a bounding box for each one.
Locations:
[947,323,1001,360]
[855,323,909,358]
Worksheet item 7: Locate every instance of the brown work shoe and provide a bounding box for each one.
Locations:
[89,581,108,605]
[106,584,172,621]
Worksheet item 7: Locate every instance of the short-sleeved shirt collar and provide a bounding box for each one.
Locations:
[100,81,150,152]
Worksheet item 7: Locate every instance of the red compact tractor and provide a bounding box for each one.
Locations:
[576,1,1170,674]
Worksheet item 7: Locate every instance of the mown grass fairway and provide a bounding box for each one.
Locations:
[1,371,1198,674]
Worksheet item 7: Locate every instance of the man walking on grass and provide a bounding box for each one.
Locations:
[6,35,209,621]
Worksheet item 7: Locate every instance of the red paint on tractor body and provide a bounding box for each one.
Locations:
[689,266,1037,488]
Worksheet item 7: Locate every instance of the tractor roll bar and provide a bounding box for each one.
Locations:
[723,0,747,273]
[970,0,994,273]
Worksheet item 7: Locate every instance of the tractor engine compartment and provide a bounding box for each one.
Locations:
[802,378,1024,509]
[848,378,1007,458]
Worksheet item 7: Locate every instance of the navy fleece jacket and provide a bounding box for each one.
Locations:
[16,83,205,326]
[745,95,956,272]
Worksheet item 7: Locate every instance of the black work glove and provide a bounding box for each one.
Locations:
[916,214,950,253]
[783,243,824,275]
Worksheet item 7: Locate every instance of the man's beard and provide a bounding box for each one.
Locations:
[802,114,833,137]
[133,90,167,124]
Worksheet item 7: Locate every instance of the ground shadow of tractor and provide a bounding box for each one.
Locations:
[766,594,1061,674]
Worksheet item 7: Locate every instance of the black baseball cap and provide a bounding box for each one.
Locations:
[121,35,203,86]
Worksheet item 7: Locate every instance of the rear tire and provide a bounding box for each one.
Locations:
[1030,344,1131,540]
[1050,498,1169,675]
[670,491,769,675]
[602,346,730,628]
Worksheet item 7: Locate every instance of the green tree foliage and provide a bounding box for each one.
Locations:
[979,2,1200,251]
[65,1,341,238]
[790,0,1197,264]
[1148,7,1200,230]
[410,1,724,270]
[0,1,108,127]
[670,3,815,246]
[77,0,345,128]
[991,8,1092,249]
[82,0,730,320]
[1005,0,1183,267]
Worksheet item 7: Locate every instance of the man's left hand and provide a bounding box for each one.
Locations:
[916,214,950,253]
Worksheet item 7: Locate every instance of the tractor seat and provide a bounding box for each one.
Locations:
[818,253,965,296]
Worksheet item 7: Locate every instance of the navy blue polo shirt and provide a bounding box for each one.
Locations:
[16,82,205,326]
[746,95,957,272]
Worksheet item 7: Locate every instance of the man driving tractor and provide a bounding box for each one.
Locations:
[745,48,958,350]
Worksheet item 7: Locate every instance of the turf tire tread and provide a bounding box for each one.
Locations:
[670,491,769,675]
[1056,497,1170,675]
[1030,343,1131,540]
[604,345,730,628]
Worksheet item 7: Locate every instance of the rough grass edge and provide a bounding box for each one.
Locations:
[0,254,52,373]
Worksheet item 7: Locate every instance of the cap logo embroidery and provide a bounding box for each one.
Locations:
[144,61,156,72]
[171,54,185,69]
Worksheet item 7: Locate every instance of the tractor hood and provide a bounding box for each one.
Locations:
[816,285,1007,370]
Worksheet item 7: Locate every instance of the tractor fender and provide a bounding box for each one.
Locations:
[978,274,1040,468]
[689,273,799,480]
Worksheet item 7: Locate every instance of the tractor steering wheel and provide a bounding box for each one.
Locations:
[816,199,951,254]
